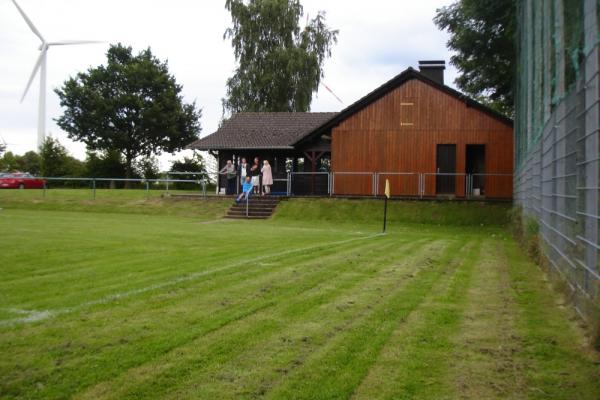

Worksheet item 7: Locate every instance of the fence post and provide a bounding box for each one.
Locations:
[372,173,376,197]
[331,172,335,196]
[92,179,96,200]
[467,174,471,198]
[43,181,46,198]
[146,180,150,198]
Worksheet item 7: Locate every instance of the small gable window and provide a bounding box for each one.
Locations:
[400,101,414,126]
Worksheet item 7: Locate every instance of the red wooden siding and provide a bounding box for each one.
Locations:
[331,79,513,198]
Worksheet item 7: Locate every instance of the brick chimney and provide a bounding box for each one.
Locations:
[418,60,446,85]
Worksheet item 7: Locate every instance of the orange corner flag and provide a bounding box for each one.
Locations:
[384,179,390,199]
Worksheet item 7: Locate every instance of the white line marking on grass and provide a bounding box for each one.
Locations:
[1,308,54,323]
[0,233,385,328]
[197,219,233,225]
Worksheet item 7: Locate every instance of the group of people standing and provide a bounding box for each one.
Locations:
[219,157,273,201]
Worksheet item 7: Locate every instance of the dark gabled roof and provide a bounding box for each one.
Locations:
[187,112,338,150]
[294,67,513,147]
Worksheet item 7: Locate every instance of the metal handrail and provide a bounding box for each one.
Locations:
[374,172,420,196]
[289,171,329,174]
[40,176,201,183]
[288,171,331,196]
[422,172,468,197]
[331,172,376,196]
[31,172,514,200]
[467,173,513,197]
[33,176,208,200]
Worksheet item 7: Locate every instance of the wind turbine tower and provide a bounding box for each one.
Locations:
[12,0,102,149]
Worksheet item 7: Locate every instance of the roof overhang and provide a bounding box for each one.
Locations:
[186,145,295,151]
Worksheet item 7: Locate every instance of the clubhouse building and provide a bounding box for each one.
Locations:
[188,61,513,199]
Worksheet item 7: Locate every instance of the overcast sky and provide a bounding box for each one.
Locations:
[0,0,457,170]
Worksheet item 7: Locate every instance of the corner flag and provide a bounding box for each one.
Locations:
[383,179,390,233]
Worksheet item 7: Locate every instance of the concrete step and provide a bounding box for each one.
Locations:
[240,200,279,205]
[229,205,277,211]
[227,208,273,214]
[224,215,269,220]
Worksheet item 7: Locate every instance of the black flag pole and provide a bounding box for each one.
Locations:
[383,178,390,233]
[383,195,388,233]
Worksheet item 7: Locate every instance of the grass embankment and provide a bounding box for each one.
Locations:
[0,194,598,399]
[0,189,230,219]
[275,198,511,226]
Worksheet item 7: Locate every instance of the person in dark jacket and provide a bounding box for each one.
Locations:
[219,160,236,195]
[250,157,261,194]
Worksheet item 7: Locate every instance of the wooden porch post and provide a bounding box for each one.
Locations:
[303,151,325,195]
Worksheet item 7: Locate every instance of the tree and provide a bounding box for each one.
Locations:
[223,0,338,113]
[434,0,516,116]
[136,156,160,180]
[55,44,202,183]
[17,151,41,175]
[39,136,83,177]
[0,152,19,172]
[85,150,126,178]
[170,152,206,178]
[170,152,207,189]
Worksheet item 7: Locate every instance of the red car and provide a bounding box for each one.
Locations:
[0,173,46,189]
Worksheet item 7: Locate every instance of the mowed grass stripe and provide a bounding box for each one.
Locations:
[350,239,480,399]
[1,211,364,308]
[1,233,385,327]
[448,239,529,399]
[3,238,385,398]
[1,224,377,314]
[152,240,447,399]
[76,239,450,398]
[0,208,334,280]
[72,238,432,397]
[503,241,600,398]
[2,235,407,398]
[261,240,469,399]
[161,240,454,399]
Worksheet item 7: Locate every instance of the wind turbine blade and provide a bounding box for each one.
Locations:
[47,40,104,46]
[11,0,45,42]
[21,50,45,103]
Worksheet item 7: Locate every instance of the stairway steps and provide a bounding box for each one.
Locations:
[225,196,282,219]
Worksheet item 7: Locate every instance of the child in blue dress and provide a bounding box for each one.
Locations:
[236,175,253,204]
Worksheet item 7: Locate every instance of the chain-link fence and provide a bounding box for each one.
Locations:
[515,0,599,318]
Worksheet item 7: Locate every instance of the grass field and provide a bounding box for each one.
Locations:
[1,190,599,399]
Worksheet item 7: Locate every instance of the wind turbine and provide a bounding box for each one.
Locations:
[12,0,102,149]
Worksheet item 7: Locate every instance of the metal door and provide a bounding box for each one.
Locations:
[436,144,456,194]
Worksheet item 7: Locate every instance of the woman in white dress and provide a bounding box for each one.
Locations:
[261,160,273,195]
